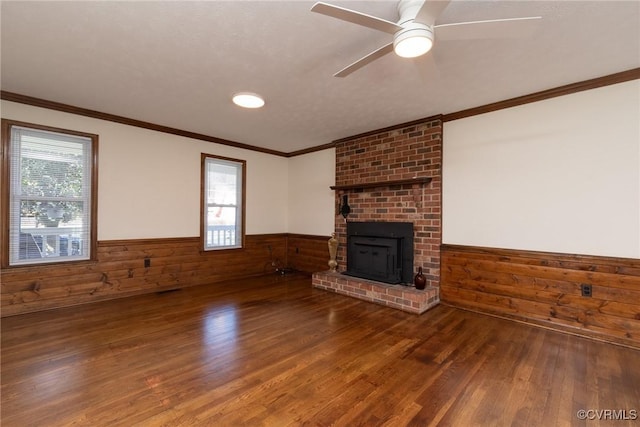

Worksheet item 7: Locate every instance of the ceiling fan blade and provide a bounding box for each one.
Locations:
[334,43,394,77]
[435,16,542,40]
[415,0,451,26]
[311,2,403,35]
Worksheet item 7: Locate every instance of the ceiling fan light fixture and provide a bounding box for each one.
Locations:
[393,23,434,58]
[232,92,265,109]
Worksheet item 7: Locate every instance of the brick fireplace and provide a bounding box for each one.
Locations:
[313,116,442,313]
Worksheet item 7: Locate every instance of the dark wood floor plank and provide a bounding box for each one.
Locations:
[2,274,639,426]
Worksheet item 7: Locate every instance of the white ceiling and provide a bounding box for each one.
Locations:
[2,1,639,154]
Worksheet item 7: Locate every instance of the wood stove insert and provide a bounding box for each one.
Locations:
[345,221,414,285]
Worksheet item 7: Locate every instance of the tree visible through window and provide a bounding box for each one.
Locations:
[2,120,98,266]
[202,154,245,250]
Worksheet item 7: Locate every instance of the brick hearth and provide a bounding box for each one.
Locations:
[312,271,439,315]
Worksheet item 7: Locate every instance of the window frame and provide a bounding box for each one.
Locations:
[200,153,246,252]
[1,119,99,267]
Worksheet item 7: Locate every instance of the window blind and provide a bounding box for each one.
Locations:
[8,126,93,265]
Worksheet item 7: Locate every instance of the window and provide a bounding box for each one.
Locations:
[201,154,245,250]
[2,120,98,266]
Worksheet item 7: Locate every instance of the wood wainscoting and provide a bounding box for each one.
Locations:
[1,233,331,317]
[286,233,332,275]
[440,244,640,349]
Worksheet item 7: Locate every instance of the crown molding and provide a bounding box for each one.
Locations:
[3,68,638,157]
[0,91,289,157]
[442,67,640,122]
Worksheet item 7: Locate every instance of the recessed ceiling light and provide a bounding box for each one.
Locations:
[232,92,265,109]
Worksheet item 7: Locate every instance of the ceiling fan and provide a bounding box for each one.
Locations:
[311,0,541,77]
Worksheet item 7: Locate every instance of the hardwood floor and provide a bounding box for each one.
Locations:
[2,274,639,426]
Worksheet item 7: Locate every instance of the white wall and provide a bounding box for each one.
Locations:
[287,148,335,236]
[443,80,640,258]
[1,101,289,240]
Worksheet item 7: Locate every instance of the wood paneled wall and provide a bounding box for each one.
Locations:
[1,234,296,316]
[286,234,331,275]
[440,244,640,348]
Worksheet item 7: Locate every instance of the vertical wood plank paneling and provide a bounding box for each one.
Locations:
[440,244,640,348]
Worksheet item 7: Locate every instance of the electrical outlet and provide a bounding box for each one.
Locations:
[581,284,592,297]
[295,247,299,254]
[144,258,151,268]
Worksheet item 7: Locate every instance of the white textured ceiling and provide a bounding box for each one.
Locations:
[2,1,639,154]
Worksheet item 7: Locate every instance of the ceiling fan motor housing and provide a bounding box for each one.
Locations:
[393,22,434,57]
[394,0,435,58]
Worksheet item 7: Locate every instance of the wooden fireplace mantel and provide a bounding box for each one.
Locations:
[330,177,432,191]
